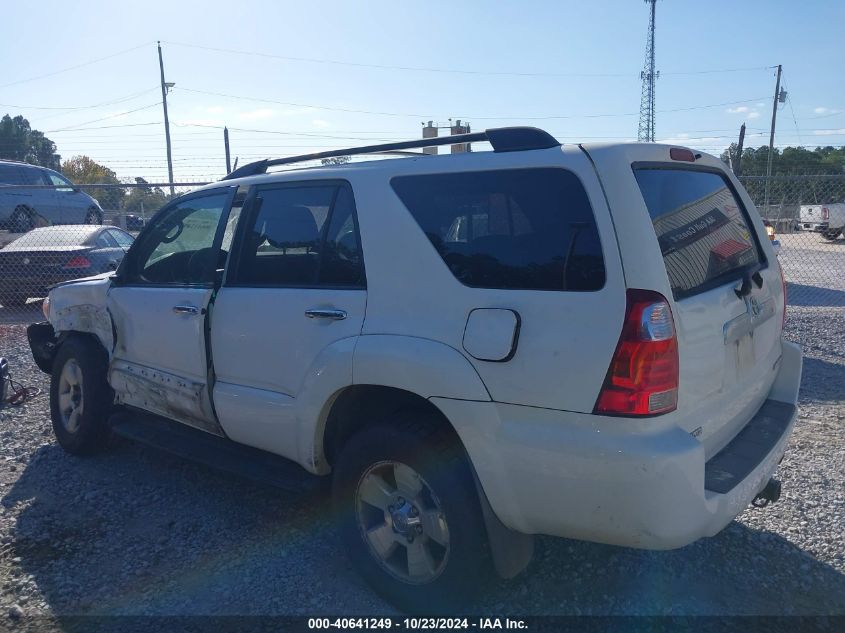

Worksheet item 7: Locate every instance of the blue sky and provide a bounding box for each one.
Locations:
[2,0,843,183]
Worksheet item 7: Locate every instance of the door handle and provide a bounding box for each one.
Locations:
[173,305,200,315]
[305,308,347,321]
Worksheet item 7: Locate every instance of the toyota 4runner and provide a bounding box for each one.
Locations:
[27,127,802,610]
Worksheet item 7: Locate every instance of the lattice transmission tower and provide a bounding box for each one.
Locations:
[637,0,659,142]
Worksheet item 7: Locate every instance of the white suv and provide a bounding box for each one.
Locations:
[27,128,802,610]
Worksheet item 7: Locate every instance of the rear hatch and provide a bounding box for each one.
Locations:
[583,144,784,458]
[800,205,827,227]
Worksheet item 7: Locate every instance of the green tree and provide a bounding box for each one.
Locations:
[721,144,845,208]
[122,178,169,217]
[0,114,59,167]
[61,155,125,210]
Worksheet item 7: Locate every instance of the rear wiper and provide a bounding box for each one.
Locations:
[734,264,764,299]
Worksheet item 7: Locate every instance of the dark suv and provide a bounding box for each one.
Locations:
[0,160,103,232]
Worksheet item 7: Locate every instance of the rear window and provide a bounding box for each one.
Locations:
[9,227,98,248]
[633,167,764,300]
[391,168,605,291]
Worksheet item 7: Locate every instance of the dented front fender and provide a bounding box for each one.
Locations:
[46,273,116,353]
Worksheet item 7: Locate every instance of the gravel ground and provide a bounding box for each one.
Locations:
[0,303,843,623]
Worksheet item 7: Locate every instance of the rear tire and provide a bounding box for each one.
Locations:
[9,207,35,233]
[821,229,842,241]
[332,411,491,612]
[0,294,28,307]
[50,337,114,455]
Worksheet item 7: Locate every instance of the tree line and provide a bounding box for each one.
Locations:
[721,144,845,207]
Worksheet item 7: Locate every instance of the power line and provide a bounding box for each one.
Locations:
[175,86,769,121]
[0,42,154,89]
[47,122,162,132]
[0,87,160,112]
[46,104,163,133]
[163,40,773,79]
[781,73,803,147]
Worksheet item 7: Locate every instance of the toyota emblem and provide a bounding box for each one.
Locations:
[22,257,30,265]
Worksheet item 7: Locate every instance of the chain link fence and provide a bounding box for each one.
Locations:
[1,173,844,311]
[739,174,845,309]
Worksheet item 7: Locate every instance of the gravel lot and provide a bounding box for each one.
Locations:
[0,301,843,622]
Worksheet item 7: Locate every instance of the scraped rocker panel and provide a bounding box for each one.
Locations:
[109,360,223,435]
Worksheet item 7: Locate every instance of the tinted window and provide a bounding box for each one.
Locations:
[233,184,364,287]
[320,186,364,286]
[130,191,230,284]
[633,168,764,300]
[97,231,119,248]
[391,168,605,291]
[108,229,134,249]
[0,164,41,185]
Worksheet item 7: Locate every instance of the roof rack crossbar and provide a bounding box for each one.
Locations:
[222,126,560,180]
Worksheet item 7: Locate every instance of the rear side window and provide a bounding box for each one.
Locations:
[231,183,365,287]
[634,168,764,300]
[0,164,42,185]
[391,168,605,291]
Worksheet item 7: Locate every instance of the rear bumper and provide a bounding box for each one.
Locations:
[433,341,802,550]
[802,222,827,232]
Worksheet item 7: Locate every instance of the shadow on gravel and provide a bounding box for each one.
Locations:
[3,440,844,616]
[0,301,43,325]
[1,440,379,617]
[508,525,845,616]
[799,357,845,403]
[787,283,845,308]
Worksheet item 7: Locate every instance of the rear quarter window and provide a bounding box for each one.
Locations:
[391,168,606,291]
[633,167,765,300]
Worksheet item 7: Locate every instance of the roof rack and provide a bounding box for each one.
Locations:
[222,126,560,181]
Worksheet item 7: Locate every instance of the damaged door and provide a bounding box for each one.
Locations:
[107,188,235,434]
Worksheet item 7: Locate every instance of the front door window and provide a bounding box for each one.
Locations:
[127,191,231,285]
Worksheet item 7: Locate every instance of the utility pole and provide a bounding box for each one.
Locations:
[157,41,175,197]
[764,64,784,212]
[224,127,232,174]
[734,123,746,176]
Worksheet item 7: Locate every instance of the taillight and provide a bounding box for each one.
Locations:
[63,256,91,269]
[594,289,679,417]
[822,207,829,221]
[779,261,787,329]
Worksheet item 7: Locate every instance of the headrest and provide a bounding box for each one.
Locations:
[261,205,319,248]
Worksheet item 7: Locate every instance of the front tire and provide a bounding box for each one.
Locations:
[85,207,103,225]
[821,228,842,241]
[332,412,491,612]
[50,337,113,455]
